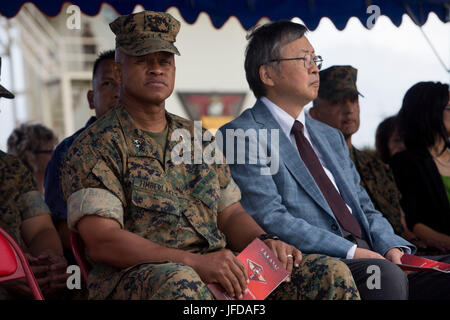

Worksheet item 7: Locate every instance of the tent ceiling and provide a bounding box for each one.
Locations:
[0,0,448,30]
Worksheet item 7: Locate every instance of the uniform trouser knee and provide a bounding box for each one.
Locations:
[151,263,213,300]
[112,262,214,300]
[269,254,360,300]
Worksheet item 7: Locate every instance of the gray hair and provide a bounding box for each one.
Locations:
[244,21,308,99]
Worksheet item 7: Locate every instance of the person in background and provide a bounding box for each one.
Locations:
[391,82,450,253]
[0,57,68,299]
[373,115,434,253]
[7,123,57,197]
[44,50,119,260]
[375,115,405,165]
[309,65,418,245]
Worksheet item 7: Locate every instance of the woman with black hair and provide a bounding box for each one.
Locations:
[375,115,405,165]
[391,81,450,253]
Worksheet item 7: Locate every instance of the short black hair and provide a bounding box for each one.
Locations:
[92,50,115,80]
[375,115,399,163]
[244,21,308,99]
[397,81,449,152]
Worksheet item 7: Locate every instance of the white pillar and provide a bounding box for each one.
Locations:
[61,74,74,137]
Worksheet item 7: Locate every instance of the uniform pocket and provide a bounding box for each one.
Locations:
[191,169,220,209]
[131,187,180,216]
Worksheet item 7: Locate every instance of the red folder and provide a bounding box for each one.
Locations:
[397,253,450,273]
[208,238,289,300]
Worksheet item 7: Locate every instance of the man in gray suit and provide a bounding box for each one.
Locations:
[219,20,450,300]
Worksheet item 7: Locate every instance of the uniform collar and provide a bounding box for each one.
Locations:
[85,116,97,128]
[115,102,188,164]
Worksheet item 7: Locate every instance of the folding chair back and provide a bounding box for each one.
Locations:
[70,230,92,284]
[0,227,44,300]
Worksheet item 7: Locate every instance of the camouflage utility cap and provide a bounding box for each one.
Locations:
[318,65,363,101]
[110,11,181,56]
[0,57,14,99]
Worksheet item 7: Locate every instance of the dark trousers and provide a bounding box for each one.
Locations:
[342,255,450,300]
[407,255,450,300]
[342,258,408,300]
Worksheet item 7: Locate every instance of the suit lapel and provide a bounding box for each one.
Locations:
[252,101,334,217]
[305,115,363,222]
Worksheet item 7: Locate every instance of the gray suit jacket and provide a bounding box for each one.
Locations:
[218,100,415,258]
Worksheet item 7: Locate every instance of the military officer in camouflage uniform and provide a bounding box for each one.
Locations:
[0,58,68,299]
[61,11,360,300]
[310,65,415,240]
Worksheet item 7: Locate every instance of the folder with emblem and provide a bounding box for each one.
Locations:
[208,238,289,300]
[397,253,450,273]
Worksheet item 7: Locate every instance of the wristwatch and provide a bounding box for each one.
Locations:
[258,233,280,241]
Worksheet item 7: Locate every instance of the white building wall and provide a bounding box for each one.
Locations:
[165,7,257,119]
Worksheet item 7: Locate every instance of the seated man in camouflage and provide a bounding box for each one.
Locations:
[61,11,359,300]
[309,65,415,242]
[0,58,68,299]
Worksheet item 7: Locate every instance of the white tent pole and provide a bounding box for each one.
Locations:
[404,2,450,77]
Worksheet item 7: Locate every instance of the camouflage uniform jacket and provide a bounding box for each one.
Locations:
[350,147,405,235]
[0,151,50,249]
[61,103,241,299]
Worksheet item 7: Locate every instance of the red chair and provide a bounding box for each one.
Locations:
[0,227,44,300]
[70,230,92,284]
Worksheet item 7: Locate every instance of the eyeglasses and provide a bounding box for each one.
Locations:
[268,54,323,70]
